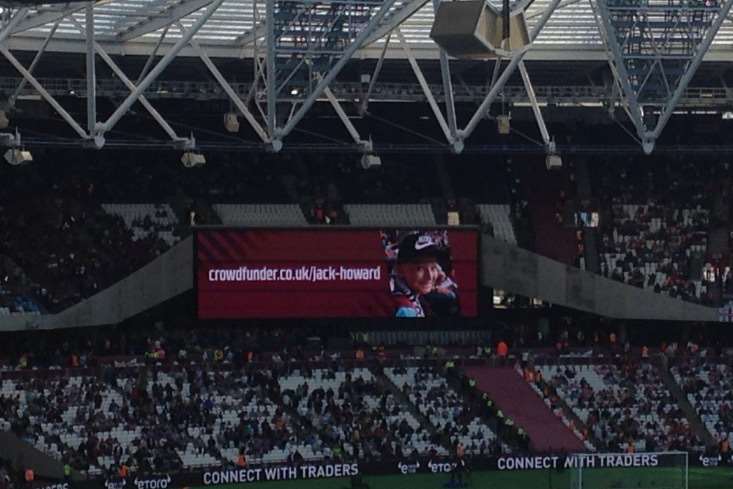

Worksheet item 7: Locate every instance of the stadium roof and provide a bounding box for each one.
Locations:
[3,0,732,60]
[1,0,733,153]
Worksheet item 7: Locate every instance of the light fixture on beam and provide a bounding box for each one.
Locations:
[223,112,240,133]
[181,152,206,168]
[497,114,511,135]
[360,153,381,170]
[4,148,32,166]
[545,153,562,170]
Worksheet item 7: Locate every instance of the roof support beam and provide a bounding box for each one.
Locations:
[265,0,276,140]
[85,2,96,135]
[0,8,29,43]
[277,0,399,142]
[69,17,187,146]
[458,0,562,144]
[182,24,269,143]
[0,9,89,140]
[649,0,733,141]
[117,0,213,42]
[362,0,430,46]
[519,60,552,146]
[434,0,457,141]
[98,0,224,135]
[136,26,169,85]
[397,27,453,144]
[10,4,85,35]
[9,19,60,107]
[323,85,368,148]
[96,45,187,145]
[0,45,88,139]
[360,33,391,114]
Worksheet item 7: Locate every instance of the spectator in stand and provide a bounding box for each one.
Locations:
[594,157,731,304]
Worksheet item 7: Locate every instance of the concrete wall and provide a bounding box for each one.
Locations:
[0,237,192,332]
[48,236,193,328]
[0,431,66,479]
[481,234,719,321]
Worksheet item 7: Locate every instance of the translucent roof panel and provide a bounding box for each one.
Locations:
[6,0,733,59]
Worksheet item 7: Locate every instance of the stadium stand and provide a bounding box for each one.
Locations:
[672,353,733,447]
[0,330,527,476]
[465,366,586,453]
[385,366,499,456]
[594,158,727,303]
[520,160,579,265]
[101,204,181,247]
[476,205,517,244]
[539,360,703,453]
[212,204,308,226]
[344,204,437,227]
[4,316,733,484]
[278,366,446,460]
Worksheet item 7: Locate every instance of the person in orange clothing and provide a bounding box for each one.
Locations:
[24,468,34,489]
[497,340,509,358]
[524,367,535,383]
[236,451,248,467]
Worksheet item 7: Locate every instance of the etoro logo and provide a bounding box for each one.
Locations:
[133,476,171,489]
[397,461,420,474]
[427,461,455,473]
[699,455,722,467]
[39,483,69,489]
[104,479,127,489]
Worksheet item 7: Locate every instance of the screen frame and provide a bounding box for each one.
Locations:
[193,225,481,320]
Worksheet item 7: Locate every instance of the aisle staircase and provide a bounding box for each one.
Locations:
[464,366,585,452]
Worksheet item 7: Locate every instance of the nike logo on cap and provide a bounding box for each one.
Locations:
[415,236,434,250]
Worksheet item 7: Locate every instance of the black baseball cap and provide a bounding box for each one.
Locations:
[397,233,442,264]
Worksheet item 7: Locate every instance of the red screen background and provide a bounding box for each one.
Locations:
[196,228,478,319]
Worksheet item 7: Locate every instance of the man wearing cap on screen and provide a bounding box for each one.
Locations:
[391,233,457,317]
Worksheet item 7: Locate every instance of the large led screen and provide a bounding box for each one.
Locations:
[196,228,478,319]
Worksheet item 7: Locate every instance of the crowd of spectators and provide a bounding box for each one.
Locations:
[386,366,502,457]
[672,350,733,455]
[278,367,443,461]
[2,317,733,477]
[0,158,180,313]
[0,323,525,478]
[539,360,703,453]
[595,158,731,303]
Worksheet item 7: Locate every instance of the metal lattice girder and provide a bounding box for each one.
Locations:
[97,0,226,136]
[263,0,399,143]
[117,0,214,41]
[0,8,90,139]
[591,0,733,152]
[265,0,391,105]
[5,76,732,107]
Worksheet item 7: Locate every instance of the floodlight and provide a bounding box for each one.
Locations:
[4,148,32,166]
[181,152,206,168]
[223,112,240,133]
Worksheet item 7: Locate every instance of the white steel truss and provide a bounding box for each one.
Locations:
[0,0,730,153]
